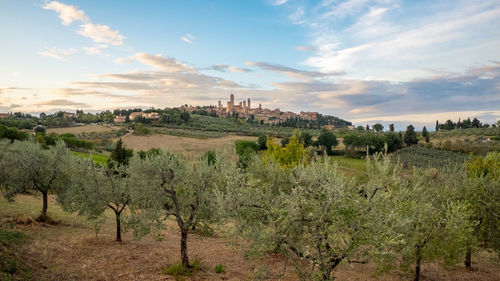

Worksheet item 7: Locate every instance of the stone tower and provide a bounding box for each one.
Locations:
[247,98,251,109]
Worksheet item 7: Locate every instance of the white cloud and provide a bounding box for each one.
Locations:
[134,53,196,73]
[274,0,289,6]
[78,23,124,46]
[43,1,89,25]
[37,48,78,60]
[42,2,124,46]
[114,57,135,64]
[180,33,195,44]
[83,44,108,55]
[299,1,500,81]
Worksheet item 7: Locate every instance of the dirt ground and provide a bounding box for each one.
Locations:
[1,195,499,281]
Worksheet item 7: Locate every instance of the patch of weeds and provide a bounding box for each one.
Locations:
[253,265,271,281]
[214,264,226,274]
[161,259,201,281]
[0,228,31,280]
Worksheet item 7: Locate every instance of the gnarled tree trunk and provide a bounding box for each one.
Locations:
[180,228,190,268]
[414,244,422,281]
[464,246,472,270]
[115,211,122,242]
[40,191,48,221]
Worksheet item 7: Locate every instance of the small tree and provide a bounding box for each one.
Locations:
[463,152,500,269]
[373,123,384,132]
[389,123,395,132]
[2,141,70,221]
[299,131,313,147]
[264,132,307,168]
[257,134,267,150]
[59,157,132,242]
[110,138,133,165]
[317,130,338,155]
[222,158,367,280]
[404,125,418,146]
[421,126,429,143]
[369,160,474,281]
[129,151,221,269]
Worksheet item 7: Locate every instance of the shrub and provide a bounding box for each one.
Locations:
[214,264,226,274]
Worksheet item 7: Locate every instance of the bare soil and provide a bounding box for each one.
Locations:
[2,196,499,281]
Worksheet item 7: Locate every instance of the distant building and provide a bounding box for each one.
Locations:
[299,111,319,121]
[143,112,159,119]
[62,112,76,119]
[129,112,143,120]
[0,113,12,119]
[114,115,126,123]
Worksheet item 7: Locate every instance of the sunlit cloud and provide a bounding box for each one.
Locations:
[37,48,78,60]
[43,1,89,25]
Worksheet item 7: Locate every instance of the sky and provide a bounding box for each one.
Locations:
[0,0,499,129]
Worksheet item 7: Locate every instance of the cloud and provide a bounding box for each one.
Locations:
[114,57,135,64]
[273,0,289,6]
[208,64,252,73]
[180,33,195,44]
[42,2,124,46]
[134,53,196,73]
[78,23,124,46]
[245,61,344,80]
[295,46,317,52]
[43,1,89,25]
[37,48,78,60]
[83,44,108,55]
[287,1,500,81]
[37,99,89,107]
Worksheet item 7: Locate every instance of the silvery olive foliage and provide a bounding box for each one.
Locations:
[220,157,369,281]
[1,140,71,220]
[366,156,475,281]
[127,150,223,268]
[58,157,132,241]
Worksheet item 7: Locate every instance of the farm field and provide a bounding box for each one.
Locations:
[46,125,121,135]
[1,195,499,281]
[121,133,257,156]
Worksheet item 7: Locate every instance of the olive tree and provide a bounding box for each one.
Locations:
[220,157,368,281]
[128,150,221,269]
[368,158,474,281]
[58,157,132,241]
[463,152,500,269]
[2,141,71,221]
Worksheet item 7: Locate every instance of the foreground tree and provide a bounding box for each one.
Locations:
[2,141,70,221]
[129,151,221,269]
[369,159,474,281]
[463,152,500,269]
[59,158,132,241]
[222,157,368,280]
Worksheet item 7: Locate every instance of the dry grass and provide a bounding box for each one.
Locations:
[46,125,120,135]
[2,195,499,281]
[121,134,257,157]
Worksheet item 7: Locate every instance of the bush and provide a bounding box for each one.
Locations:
[234,140,259,156]
[161,259,201,279]
[214,264,226,274]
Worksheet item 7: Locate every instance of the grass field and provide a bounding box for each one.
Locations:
[121,133,257,157]
[1,194,499,281]
[46,125,120,135]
